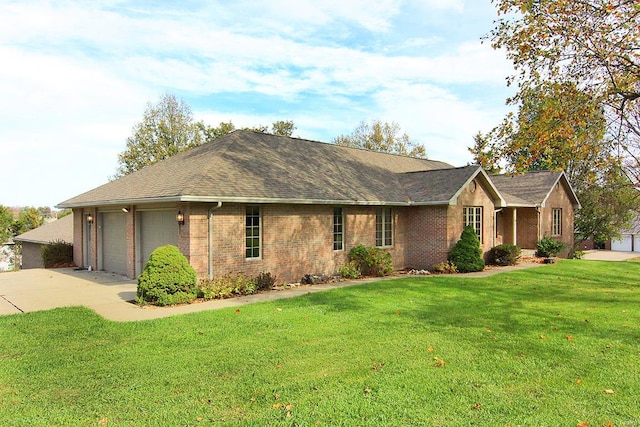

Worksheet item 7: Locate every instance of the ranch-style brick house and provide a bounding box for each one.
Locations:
[58,131,580,283]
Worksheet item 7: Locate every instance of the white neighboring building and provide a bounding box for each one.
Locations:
[611,216,640,252]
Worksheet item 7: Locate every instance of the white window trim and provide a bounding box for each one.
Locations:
[376,207,394,247]
[333,207,344,252]
[245,206,261,259]
[463,206,483,243]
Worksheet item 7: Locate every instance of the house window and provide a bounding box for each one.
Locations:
[376,207,393,247]
[463,206,483,242]
[333,207,344,251]
[246,206,261,259]
[552,208,562,236]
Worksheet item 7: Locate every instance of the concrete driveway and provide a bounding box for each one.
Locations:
[582,250,640,261]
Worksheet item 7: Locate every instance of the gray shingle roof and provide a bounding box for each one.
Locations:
[58,130,457,207]
[14,214,73,244]
[491,171,580,207]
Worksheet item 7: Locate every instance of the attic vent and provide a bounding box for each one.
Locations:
[469,180,477,192]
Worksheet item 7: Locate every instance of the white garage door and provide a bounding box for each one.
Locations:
[100,212,128,275]
[634,236,640,252]
[138,210,178,274]
[612,235,632,252]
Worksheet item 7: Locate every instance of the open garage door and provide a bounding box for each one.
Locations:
[137,210,178,274]
[100,212,128,275]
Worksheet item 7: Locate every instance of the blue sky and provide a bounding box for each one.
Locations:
[0,0,515,208]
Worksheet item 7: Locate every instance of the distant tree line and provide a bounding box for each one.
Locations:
[0,206,70,245]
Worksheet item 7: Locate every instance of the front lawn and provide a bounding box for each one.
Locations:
[1,260,639,426]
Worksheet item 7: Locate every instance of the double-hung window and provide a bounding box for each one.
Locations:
[246,206,261,259]
[333,207,344,251]
[552,208,562,236]
[463,206,483,242]
[376,207,393,247]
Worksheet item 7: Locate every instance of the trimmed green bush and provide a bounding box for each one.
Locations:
[348,244,393,277]
[41,240,73,268]
[137,245,198,306]
[536,237,565,258]
[448,225,485,273]
[489,244,521,266]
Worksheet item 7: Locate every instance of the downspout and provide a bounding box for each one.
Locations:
[536,205,542,242]
[208,202,223,280]
[512,208,517,245]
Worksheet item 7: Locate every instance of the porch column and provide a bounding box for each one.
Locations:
[512,208,517,246]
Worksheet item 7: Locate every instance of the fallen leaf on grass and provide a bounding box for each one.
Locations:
[576,422,589,427]
[235,309,240,314]
[97,417,108,425]
[472,403,482,410]
[604,422,613,427]
[273,403,282,409]
[427,346,434,352]
[396,310,401,315]
[576,379,582,385]
[540,335,546,340]
[433,356,446,367]
[363,388,372,394]
[566,335,574,342]
[603,389,615,394]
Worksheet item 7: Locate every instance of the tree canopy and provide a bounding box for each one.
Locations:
[473,1,640,245]
[333,120,427,158]
[0,206,13,245]
[115,93,298,177]
[114,93,204,178]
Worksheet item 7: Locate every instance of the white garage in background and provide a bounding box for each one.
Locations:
[136,210,178,275]
[611,217,640,253]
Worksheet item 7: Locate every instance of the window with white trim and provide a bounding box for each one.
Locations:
[333,207,344,251]
[552,208,562,236]
[376,207,393,247]
[463,206,483,242]
[245,206,261,259]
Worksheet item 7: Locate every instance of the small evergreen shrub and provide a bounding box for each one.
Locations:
[489,244,521,266]
[137,245,198,306]
[536,237,565,258]
[432,260,458,274]
[338,261,361,279]
[255,271,277,291]
[572,250,585,260]
[448,225,485,273]
[198,274,257,299]
[41,240,73,268]
[348,244,393,277]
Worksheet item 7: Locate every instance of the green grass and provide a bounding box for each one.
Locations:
[1,260,640,426]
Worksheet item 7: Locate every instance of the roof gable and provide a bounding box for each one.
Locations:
[491,171,580,208]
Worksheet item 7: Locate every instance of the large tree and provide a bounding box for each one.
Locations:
[333,120,427,158]
[114,93,204,178]
[0,205,13,245]
[488,0,640,180]
[10,207,45,237]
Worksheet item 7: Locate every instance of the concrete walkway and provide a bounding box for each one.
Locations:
[0,251,635,322]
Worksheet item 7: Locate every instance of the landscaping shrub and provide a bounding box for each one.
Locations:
[137,245,198,306]
[432,260,458,274]
[348,244,393,277]
[198,273,257,299]
[338,261,361,279]
[536,237,565,258]
[489,244,521,266]
[255,271,277,291]
[41,240,73,268]
[448,225,485,273]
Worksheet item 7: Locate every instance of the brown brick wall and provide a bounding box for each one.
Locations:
[541,181,575,256]
[405,206,449,269]
[516,208,539,249]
